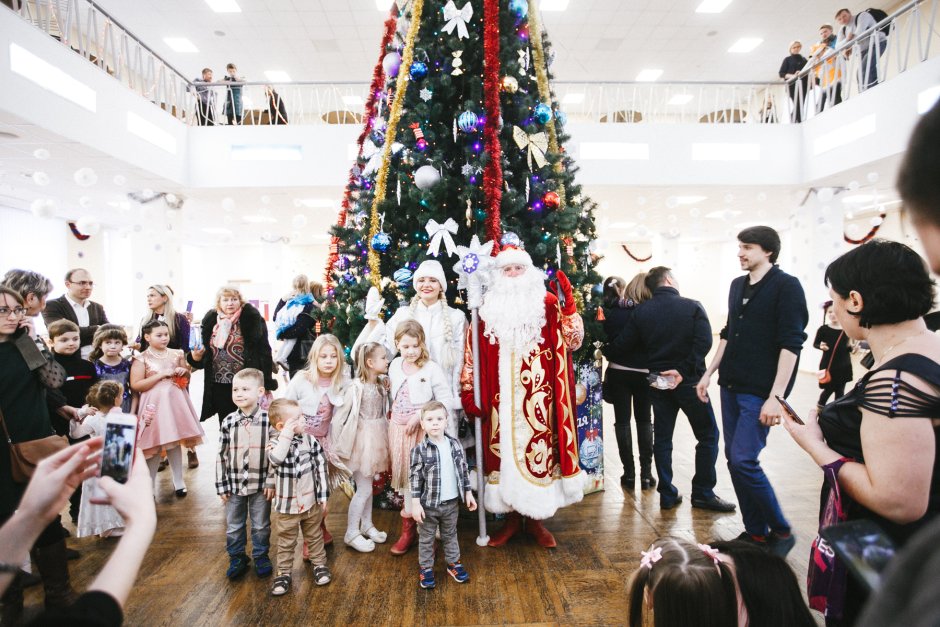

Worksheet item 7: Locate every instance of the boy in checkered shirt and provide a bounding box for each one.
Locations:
[267,398,331,596]
[216,368,273,580]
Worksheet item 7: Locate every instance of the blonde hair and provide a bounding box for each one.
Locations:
[290,274,310,297]
[394,319,430,367]
[624,273,652,304]
[420,400,447,421]
[409,290,456,369]
[233,367,264,388]
[304,333,346,394]
[141,284,178,341]
[789,40,802,49]
[89,324,129,362]
[268,398,300,429]
[215,285,246,310]
[86,380,123,411]
[310,281,325,300]
[354,342,386,383]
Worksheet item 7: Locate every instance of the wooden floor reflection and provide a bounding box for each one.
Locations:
[27,371,832,626]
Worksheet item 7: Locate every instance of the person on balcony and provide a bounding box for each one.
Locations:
[808,24,842,113]
[192,68,216,126]
[222,63,244,126]
[836,8,888,92]
[778,41,808,122]
[265,85,288,125]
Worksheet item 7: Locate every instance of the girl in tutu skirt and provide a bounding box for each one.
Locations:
[130,319,204,497]
[386,320,456,555]
[70,381,126,537]
[332,342,391,553]
[284,333,348,546]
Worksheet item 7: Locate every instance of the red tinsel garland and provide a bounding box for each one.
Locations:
[843,210,887,245]
[324,5,398,289]
[621,244,652,263]
[482,0,503,249]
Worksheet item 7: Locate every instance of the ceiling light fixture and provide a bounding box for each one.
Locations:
[163,37,199,53]
[728,37,763,53]
[635,69,663,82]
[10,43,97,112]
[204,0,241,12]
[696,0,733,13]
[667,94,694,105]
[540,0,570,10]
[264,70,292,83]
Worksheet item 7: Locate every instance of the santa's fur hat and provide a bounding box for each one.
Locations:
[412,259,447,288]
[495,245,533,268]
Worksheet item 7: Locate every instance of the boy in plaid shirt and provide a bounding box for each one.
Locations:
[216,368,273,580]
[411,401,477,589]
[267,398,331,596]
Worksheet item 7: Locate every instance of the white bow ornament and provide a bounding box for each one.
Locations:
[425,218,459,257]
[512,126,549,170]
[442,1,473,40]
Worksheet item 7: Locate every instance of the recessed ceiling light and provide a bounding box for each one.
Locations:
[205,0,240,12]
[636,69,663,82]
[264,70,291,83]
[728,37,763,53]
[667,94,694,105]
[342,95,364,106]
[562,93,585,104]
[375,0,394,9]
[696,0,733,13]
[163,37,199,53]
[541,0,569,10]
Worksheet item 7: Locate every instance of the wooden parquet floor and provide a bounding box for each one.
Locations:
[25,371,830,626]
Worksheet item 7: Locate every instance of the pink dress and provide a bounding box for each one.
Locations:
[348,382,389,477]
[135,349,205,458]
[388,382,420,491]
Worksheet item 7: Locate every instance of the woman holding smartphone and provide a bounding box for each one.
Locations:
[782,240,940,626]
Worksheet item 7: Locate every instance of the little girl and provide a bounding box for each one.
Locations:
[71,381,126,537]
[332,342,391,553]
[284,333,348,546]
[90,324,136,413]
[628,537,738,627]
[387,320,456,555]
[130,319,205,497]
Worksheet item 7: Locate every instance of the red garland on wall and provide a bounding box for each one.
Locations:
[621,244,652,263]
[843,210,887,245]
[482,0,503,248]
[324,6,398,289]
[67,221,91,241]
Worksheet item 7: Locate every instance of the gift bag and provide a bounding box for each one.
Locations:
[808,462,851,620]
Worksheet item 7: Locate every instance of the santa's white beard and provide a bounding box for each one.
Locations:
[480,267,547,355]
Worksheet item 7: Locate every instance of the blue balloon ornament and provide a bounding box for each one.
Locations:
[393,267,413,286]
[371,232,392,253]
[534,103,553,124]
[501,231,523,248]
[457,111,479,133]
[509,0,528,18]
[409,62,428,80]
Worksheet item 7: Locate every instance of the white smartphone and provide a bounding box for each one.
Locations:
[99,413,138,485]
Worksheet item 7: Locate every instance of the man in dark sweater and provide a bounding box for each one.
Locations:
[697,226,808,557]
[605,267,736,512]
[42,268,109,360]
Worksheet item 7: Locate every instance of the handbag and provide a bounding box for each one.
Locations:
[0,407,69,484]
[818,331,844,385]
[808,459,853,620]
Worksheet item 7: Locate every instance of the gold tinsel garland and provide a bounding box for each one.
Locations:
[367,0,426,286]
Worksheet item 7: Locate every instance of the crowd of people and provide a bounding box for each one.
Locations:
[1,100,939,625]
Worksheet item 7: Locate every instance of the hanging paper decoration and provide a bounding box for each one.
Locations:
[451,51,464,76]
[512,126,549,170]
[425,217,459,257]
[457,111,478,132]
[419,87,433,101]
[410,123,427,151]
[442,1,473,39]
[844,209,888,245]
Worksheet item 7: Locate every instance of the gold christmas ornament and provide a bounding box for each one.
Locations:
[501,75,519,93]
[575,383,588,405]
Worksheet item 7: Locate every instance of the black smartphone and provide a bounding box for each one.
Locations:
[775,395,805,425]
[820,519,896,592]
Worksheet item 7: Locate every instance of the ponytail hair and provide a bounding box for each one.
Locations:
[354,342,386,382]
[86,380,124,412]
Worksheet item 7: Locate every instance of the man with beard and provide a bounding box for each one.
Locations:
[461,243,584,548]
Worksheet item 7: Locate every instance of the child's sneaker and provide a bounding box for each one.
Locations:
[418,567,436,589]
[254,554,273,578]
[312,564,332,586]
[226,554,250,580]
[446,561,469,583]
[270,574,291,596]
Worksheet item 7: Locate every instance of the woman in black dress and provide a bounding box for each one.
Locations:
[814,301,853,407]
[779,40,809,122]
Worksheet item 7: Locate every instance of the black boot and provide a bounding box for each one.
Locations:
[0,576,23,625]
[637,420,655,489]
[32,539,77,609]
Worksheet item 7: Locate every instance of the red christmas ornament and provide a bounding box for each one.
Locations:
[543,191,561,209]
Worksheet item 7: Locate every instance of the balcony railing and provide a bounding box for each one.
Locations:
[8,0,939,127]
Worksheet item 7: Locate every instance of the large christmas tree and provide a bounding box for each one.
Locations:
[323,0,603,354]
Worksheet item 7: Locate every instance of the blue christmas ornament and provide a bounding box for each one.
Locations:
[509,0,528,18]
[409,62,428,80]
[371,232,392,253]
[461,252,480,274]
[501,231,523,248]
[370,128,385,146]
[591,283,604,298]
[457,111,478,133]
[342,271,355,284]
[393,267,413,286]
[554,110,567,126]
[534,103,553,124]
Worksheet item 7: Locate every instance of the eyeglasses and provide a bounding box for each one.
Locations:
[69,281,94,287]
[0,307,28,318]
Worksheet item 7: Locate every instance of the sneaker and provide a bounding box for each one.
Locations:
[254,554,273,578]
[768,531,796,558]
[734,531,768,547]
[312,564,332,586]
[226,554,250,580]
[418,567,436,589]
[344,531,376,553]
[447,561,469,583]
[270,574,291,596]
[362,526,388,543]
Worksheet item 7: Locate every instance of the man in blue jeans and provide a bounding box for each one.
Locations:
[605,267,736,512]
[697,227,807,557]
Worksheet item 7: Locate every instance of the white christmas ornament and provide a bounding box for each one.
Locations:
[30,198,56,218]
[73,167,97,187]
[33,148,50,160]
[414,165,441,190]
[442,1,473,39]
[425,217,459,257]
[32,171,50,186]
[847,180,860,191]
[75,215,100,235]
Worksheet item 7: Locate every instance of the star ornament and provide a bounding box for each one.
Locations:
[419,87,433,102]
[452,235,495,290]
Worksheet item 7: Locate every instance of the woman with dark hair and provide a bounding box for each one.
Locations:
[783,239,940,625]
[602,273,654,490]
[265,85,288,125]
[189,285,277,421]
[710,539,816,627]
[814,300,854,407]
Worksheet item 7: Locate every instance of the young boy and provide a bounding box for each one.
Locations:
[267,398,331,596]
[410,401,477,589]
[216,368,273,580]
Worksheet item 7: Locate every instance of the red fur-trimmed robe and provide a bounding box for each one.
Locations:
[461,292,584,520]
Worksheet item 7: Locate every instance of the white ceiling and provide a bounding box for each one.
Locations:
[91,0,858,84]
